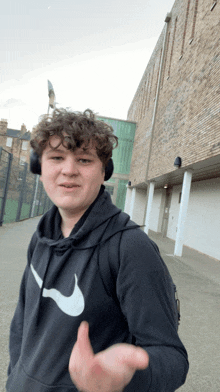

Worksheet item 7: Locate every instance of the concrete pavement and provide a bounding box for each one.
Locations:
[1,218,220,391]
[0,217,42,391]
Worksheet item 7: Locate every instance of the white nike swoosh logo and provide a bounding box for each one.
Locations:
[30,264,85,317]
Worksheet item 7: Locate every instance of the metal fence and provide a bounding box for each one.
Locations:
[0,147,53,226]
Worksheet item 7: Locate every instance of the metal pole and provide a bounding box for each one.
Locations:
[16,162,28,222]
[144,13,171,183]
[0,153,13,226]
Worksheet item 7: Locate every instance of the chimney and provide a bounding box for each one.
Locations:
[20,123,27,137]
[0,119,8,135]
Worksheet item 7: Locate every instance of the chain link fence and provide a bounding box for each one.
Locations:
[0,147,53,226]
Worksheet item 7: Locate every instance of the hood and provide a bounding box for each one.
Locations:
[35,189,124,250]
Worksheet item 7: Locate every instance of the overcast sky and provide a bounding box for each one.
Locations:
[0,0,175,130]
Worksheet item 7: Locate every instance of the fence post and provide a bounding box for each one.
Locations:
[30,175,39,218]
[16,162,28,222]
[0,152,13,226]
[36,181,43,216]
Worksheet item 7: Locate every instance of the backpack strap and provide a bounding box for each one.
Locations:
[150,239,180,328]
[98,213,180,329]
[98,230,121,304]
[98,212,138,304]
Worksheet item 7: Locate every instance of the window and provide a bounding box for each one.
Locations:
[190,0,199,42]
[6,137,13,147]
[20,156,26,165]
[168,18,178,78]
[210,1,217,11]
[22,140,28,150]
[161,32,170,85]
[147,67,154,109]
[180,0,191,58]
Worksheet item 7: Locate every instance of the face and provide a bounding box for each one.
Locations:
[40,135,105,219]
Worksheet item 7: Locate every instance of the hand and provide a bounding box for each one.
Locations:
[69,321,149,392]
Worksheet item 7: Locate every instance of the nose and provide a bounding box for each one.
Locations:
[61,156,79,176]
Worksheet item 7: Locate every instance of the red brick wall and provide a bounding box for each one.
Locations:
[127,0,220,186]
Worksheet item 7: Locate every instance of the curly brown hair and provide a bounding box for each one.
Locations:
[30,108,118,167]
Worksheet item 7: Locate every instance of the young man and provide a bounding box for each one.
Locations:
[6,108,188,392]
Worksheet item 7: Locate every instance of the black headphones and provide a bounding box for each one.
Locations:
[30,150,114,181]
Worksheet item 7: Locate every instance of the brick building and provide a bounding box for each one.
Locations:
[125,0,220,260]
[0,120,31,163]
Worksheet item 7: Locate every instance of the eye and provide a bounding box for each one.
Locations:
[78,158,92,164]
[51,156,63,161]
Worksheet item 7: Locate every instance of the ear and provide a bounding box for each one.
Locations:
[104,159,114,181]
[30,150,41,175]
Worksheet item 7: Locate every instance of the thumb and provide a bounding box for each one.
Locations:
[133,347,149,369]
[124,346,149,370]
[69,322,94,384]
[75,321,94,359]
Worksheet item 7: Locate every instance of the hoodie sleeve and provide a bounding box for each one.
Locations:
[116,228,189,392]
[7,232,38,376]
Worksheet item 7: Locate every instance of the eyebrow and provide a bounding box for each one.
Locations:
[45,147,97,158]
[74,149,97,158]
[45,148,65,155]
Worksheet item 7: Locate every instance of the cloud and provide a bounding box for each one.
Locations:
[2,98,26,108]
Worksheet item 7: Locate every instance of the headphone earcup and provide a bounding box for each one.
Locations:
[30,150,41,175]
[104,158,114,181]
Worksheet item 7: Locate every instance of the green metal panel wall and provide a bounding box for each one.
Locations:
[97,116,136,211]
[116,179,128,211]
[97,117,136,174]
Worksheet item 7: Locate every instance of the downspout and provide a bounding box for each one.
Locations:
[144,12,172,183]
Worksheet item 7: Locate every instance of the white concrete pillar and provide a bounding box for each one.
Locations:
[124,186,132,214]
[112,178,119,205]
[174,170,193,256]
[144,182,155,235]
[129,187,136,219]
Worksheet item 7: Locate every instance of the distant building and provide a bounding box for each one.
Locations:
[125,0,220,260]
[0,120,31,164]
[98,116,136,211]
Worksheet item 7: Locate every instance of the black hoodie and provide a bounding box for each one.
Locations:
[6,188,188,391]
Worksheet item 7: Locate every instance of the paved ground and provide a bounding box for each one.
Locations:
[1,218,220,391]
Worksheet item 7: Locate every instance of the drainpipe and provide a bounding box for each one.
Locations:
[145,12,172,183]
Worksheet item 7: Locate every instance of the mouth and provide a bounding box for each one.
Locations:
[59,184,80,189]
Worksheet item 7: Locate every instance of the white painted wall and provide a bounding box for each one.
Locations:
[132,188,147,225]
[184,178,220,260]
[167,178,220,260]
